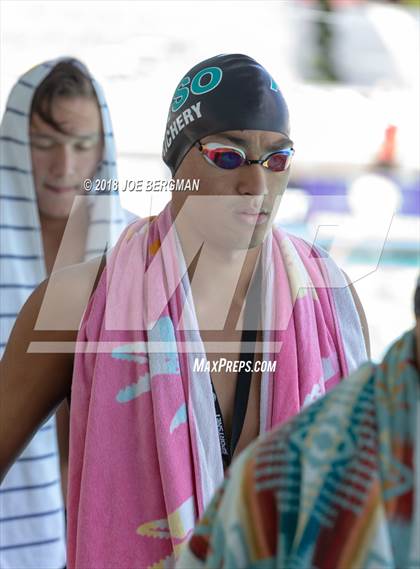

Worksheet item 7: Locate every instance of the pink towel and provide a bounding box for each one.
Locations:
[68,203,366,568]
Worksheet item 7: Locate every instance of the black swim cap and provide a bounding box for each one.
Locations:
[162,53,290,175]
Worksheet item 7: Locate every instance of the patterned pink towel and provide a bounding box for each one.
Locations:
[68,203,367,568]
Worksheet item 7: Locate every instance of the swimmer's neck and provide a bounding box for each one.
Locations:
[171,208,262,310]
[187,243,261,311]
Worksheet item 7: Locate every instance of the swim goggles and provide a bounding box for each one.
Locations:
[196,140,294,172]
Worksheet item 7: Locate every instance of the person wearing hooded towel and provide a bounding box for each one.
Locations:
[1,54,369,568]
[0,58,129,568]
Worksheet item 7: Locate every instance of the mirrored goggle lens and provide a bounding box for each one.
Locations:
[204,148,245,169]
[265,150,294,172]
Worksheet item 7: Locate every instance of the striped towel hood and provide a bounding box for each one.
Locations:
[0,56,128,349]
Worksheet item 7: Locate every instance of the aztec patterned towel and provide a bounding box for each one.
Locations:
[68,203,367,568]
[179,329,419,569]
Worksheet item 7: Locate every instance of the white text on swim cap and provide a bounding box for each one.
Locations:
[163,101,202,156]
